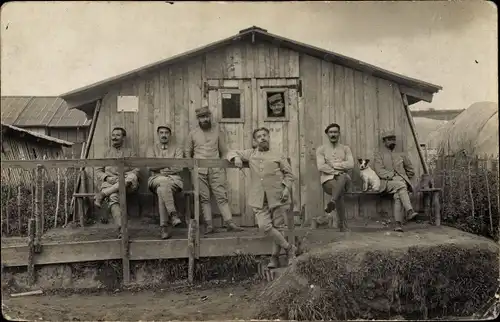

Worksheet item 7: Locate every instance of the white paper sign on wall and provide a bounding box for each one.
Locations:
[117,96,139,112]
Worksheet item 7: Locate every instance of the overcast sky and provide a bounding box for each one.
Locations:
[1,1,497,110]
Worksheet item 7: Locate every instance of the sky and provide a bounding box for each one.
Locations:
[0,1,497,111]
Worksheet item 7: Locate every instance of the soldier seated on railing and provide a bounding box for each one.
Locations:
[146,124,184,240]
[94,127,139,238]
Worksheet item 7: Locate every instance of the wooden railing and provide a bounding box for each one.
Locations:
[1,157,261,285]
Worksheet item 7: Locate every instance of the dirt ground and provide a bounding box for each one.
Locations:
[2,279,265,321]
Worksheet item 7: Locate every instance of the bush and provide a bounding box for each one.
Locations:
[430,154,499,241]
[256,231,499,320]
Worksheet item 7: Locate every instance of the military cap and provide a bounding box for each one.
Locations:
[267,93,283,104]
[381,129,396,140]
[157,124,172,132]
[195,106,211,117]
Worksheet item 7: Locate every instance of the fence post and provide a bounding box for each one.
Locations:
[118,159,130,286]
[27,218,36,285]
[17,185,21,236]
[193,159,200,259]
[34,164,42,252]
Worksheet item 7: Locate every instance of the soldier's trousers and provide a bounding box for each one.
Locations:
[100,173,139,208]
[197,168,232,222]
[253,195,290,249]
[383,176,413,222]
[148,176,183,226]
[321,173,351,226]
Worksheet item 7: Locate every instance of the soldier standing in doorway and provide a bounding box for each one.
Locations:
[228,127,298,268]
[184,106,243,234]
[315,123,354,231]
[94,127,140,238]
[147,125,184,239]
[374,130,419,232]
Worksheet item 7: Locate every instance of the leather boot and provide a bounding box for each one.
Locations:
[170,212,182,227]
[267,243,281,269]
[218,203,243,231]
[202,203,217,235]
[406,209,419,222]
[161,225,171,239]
[94,192,106,208]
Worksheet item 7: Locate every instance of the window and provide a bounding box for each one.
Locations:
[219,89,244,123]
[264,89,289,121]
[117,96,139,112]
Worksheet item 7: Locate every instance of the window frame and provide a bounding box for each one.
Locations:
[218,88,244,123]
[263,88,289,122]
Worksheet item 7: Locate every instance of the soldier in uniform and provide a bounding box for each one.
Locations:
[374,130,419,232]
[228,127,298,268]
[146,125,184,239]
[94,127,140,238]
[267,93,286,117]
[315,123,354,231]
[184,106,243,234]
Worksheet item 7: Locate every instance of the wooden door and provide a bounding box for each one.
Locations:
[207,79,253,226]
[256,78,301,215]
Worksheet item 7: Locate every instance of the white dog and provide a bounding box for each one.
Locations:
[358,158,381,192]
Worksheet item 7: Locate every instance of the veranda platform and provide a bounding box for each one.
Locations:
[1,217,433,268]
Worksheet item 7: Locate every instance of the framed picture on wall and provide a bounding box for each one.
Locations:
[264,88,289,122]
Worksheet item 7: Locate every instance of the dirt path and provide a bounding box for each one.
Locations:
[2,280,265,321]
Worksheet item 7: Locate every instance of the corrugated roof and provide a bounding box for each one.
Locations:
[0,96,33,124]
[61,26,442,109]
[0,96,91,128]
[1,122,74,147]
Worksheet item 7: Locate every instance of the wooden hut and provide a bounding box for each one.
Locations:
[60,26,442,226]
[1,122,74,185]
[1,96,91,158]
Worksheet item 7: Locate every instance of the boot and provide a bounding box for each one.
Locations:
[394,221,404,232]
[226,220,244,232]
[286,244,298,266]
[325,199,336,213]
[267,243,281,269]
[94,192,106,208]
[202,203,217,235]
[406,209,419,222]
[160,225,171,239]
[170,212,182,227]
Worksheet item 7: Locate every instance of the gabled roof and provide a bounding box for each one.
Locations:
[0,96,91,128]
[1,122,74,147]
[61,26,442,109]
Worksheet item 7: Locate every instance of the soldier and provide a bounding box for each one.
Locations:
[146,125,184,239]
[94,127,140,238]
[315,123,354,231]
[374,130,419,232]
[184,106,243,234]
[228,127,298,268]
[267,93,286,117]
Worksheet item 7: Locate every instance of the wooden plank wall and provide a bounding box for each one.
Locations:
[82,39,423,224]
[85,40,299,225]
[300,54,424,220]
[49,127,89,158]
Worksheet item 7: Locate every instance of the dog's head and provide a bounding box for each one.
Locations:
[357,158,370,170]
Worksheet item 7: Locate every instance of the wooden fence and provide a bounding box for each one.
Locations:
[1,157,287,285]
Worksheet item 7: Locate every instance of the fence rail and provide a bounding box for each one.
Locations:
[1,157,258,285]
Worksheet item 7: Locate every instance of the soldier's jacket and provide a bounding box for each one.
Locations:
[146,143,184,183]
[226,149,296,209]
[184,124,228,175]
[373,148,415,192]
[95,146,140,185]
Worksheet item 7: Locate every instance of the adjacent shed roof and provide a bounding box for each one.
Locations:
[1,122,74,147]
[61,26,442,109]
[0,96,91,128]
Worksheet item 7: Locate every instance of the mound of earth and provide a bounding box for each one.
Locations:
[256,226,499,321]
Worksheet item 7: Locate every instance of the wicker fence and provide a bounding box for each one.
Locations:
[429,154,499,241]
